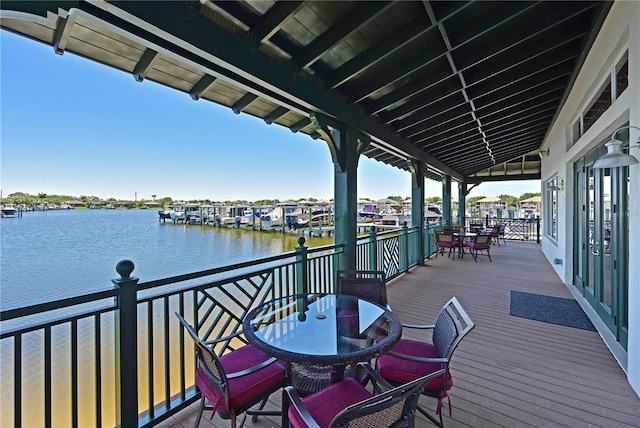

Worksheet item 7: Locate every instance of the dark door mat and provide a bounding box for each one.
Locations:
[509,291,596,331]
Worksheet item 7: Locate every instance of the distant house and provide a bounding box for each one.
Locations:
[475,197,507,211]
[65,200,85,208]
[520,196,542,219]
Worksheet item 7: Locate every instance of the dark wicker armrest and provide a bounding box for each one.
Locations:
[399,323,435,330]
[355,362,394,393]
[203,330,244,345]
[386,349,448,364]
[283,385,322,428]
[226,356,280,379]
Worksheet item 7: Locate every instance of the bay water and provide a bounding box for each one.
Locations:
[0,209,334,308]
[0,209,334,426]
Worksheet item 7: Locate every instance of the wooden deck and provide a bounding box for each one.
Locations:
[157,241,640,428]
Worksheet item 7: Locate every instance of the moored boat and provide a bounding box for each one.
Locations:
[1,203,20,218]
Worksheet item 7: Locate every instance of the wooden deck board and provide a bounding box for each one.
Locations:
[157,241,640,428]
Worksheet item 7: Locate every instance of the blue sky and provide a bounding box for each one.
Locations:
[1,30,540,202]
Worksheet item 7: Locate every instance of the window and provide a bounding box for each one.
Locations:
[544,177,562,241]
[615,54,628,98]
[583,82,611,133]
[571,50,627,144]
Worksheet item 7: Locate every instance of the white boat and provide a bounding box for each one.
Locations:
[357,202,379,222]
[296,211,332,229]
[168,203,201,223]
[1,203,20,218]
[379,203,410,226]
[261,201,300,229]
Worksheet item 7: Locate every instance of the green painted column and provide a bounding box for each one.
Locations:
[311,113,362,271]
[458,181,467,228]
[442,175,452,228]
[409,159,425,264]
[333,128,358,271]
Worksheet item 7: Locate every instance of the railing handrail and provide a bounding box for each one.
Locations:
[0,288,118,321]
[0,243,346,320]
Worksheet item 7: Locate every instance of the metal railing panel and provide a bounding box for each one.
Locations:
[0,230,429,427]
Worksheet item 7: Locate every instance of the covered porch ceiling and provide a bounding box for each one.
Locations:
[1,1,611,183]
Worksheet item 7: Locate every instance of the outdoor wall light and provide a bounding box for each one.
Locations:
[547,177,564,191]
[538,149,549,159]
[593,125,640,169]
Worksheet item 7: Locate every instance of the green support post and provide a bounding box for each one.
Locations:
[442,175,452,228]
[112,260,140,428]
[402,222,409,272]
[281,206,286,233]
[409,159,425,264]
[368,226,377,271]
[458,182,467,228]
[295,237,308,316]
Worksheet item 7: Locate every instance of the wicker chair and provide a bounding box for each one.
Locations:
[435,232,458,259]
[468,223,483,234]
[463,233,492,262]
[376,297,475,427]
[497,224,506,245]
[489,225,502,246]
[175,313,287,428]
[335,270,389,308]
[282,362,446,428]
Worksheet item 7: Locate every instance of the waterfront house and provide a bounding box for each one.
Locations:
[519,196,542,219]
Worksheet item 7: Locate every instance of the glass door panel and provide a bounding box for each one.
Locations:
[602,168,613,311]
[574,133,629,349]
[586,166,596,302]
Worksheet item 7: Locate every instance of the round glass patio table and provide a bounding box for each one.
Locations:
[243,293,402,393]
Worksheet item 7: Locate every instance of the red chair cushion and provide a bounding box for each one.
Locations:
[288,378,372,428]
[377,339,452,392]
[436,240,457,248]
[196,345,286,413]
[464,242,490,250]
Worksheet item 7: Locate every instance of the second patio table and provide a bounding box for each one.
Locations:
[243,293,402,393]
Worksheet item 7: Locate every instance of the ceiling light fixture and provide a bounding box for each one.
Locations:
[593,125,640,169]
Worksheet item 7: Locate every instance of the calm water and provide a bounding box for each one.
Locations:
[0,209,333,308]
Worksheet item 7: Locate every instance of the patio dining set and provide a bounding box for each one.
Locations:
[176,270,475,428]
[435,224,506,262]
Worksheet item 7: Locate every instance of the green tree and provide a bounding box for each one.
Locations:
[519,192,541,200]
[425,196,442,205]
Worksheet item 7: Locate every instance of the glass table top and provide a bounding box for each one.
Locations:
[243,294,401,365]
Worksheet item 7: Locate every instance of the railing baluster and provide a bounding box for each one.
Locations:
[14,334,21,428]
[147,300,154,419]
[44,326,52,428]
[71,319,78,428]
[94,314,102,428]
[178,293,186,401]
[163,296,170,407]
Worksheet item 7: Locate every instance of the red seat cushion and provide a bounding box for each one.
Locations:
[437,242,457,248]
[464,242,490,250]
[377,339,452,392]
[288,378,373,428]
[196,345,286,414]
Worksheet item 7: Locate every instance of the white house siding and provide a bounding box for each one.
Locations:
[540,0,639,396]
